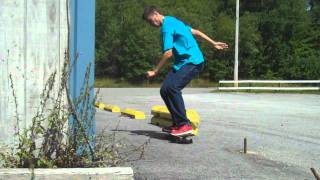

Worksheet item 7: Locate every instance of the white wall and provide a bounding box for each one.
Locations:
[0,0,68,145]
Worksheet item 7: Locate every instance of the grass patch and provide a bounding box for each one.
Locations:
[216,82,320,94]
[219,83,320,88]
[94,78,161,88]
[94,77,219,88]
[188,79,219,88]
[95,78,320,95]
[212,89,320,94]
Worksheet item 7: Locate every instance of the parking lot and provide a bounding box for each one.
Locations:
[95,88,320,179]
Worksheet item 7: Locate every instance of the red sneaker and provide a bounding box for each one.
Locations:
[170,124,193,136]
[162,126,178,133]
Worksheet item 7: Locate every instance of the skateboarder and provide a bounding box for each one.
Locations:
[143,6,228,136]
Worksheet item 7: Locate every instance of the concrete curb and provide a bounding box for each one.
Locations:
[121,108,146,120]
[95,102,121,113]
[0,167,134,180]
[95,101,146,120]
[151,105,200,135]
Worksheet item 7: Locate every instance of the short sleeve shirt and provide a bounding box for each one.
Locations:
[161,16,204,70]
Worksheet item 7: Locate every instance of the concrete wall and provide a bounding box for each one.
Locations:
[0,168,134,180]
[0,0,68,145]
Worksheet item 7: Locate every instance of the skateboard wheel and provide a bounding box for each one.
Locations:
[167,134,193,144]
[179,137,193,144]
[183,138,193,144]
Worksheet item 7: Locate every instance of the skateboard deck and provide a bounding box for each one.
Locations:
[166,132,194,144]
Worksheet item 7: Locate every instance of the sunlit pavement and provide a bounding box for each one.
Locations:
[95,88,320,179]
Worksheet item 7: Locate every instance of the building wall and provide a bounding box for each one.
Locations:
[69,0,96,144]
[0,0,68,145]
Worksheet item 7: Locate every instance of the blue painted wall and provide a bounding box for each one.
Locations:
[69,0,96,152]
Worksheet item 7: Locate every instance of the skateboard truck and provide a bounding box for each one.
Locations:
[168,133,194,144]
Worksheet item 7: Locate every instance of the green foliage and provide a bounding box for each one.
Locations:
[96,0,320,83]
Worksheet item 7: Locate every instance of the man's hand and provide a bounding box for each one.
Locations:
[146,70,158,78]
[147,50,172,78]
[213,42,229,50]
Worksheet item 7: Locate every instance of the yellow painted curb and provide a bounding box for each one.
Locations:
[151,117,172,127]
[151,105,200,135]
[121,108,145,120]
[151,105,171,119]
[95,102,121,113]
[95,102,106,109]
[104,104,121,113]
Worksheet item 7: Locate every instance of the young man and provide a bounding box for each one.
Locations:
[143,6,228,136]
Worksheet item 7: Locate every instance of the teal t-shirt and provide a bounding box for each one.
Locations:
[161,16,204,70]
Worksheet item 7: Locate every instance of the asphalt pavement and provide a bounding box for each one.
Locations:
[95,88,320,180]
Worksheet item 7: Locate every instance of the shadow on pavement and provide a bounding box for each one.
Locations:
[112,129,169,141]
[112,129,194,144]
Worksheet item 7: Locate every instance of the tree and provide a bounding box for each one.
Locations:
[95,0,320,84]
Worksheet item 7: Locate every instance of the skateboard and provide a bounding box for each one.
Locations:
[150,105,200,144]
[166,132,194,144]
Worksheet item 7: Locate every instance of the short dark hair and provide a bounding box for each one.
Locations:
[142,6,161,21]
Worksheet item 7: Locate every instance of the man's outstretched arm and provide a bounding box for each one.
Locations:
[191,28,228,50]
[147,49,173,78]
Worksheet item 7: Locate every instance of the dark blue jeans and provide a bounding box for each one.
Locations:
[160,63,204,127]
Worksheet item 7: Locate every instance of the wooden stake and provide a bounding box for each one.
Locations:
[311,168,320,180]
[244,137,247,154]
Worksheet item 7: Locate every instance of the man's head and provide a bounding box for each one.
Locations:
[142,6,164,27]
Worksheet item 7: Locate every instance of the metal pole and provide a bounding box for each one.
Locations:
[244,137,247,154]
[234,0,239,87]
